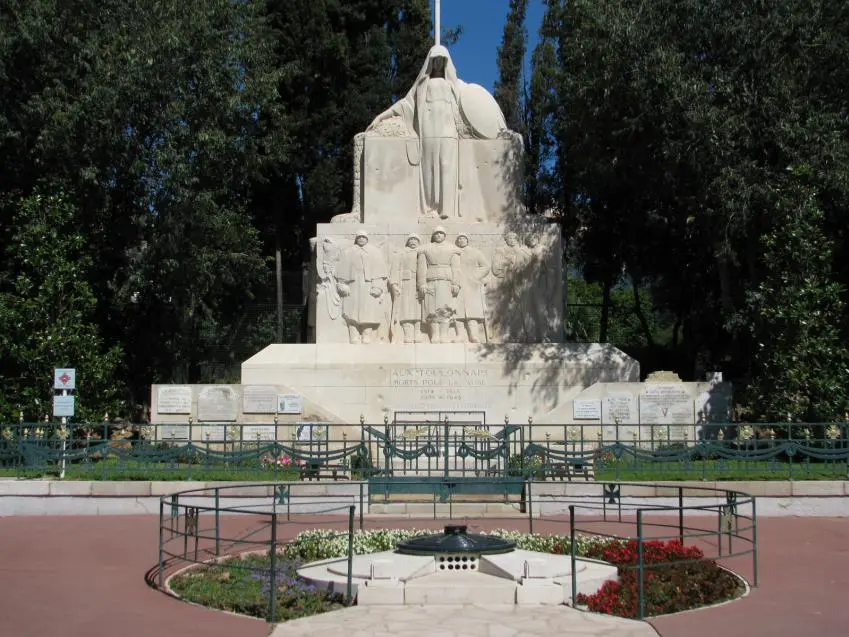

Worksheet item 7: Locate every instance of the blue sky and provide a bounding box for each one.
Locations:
[435,0,546,92]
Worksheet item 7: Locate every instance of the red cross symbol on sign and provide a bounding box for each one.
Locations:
[58,373,72,386]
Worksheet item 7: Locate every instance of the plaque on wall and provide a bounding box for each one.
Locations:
[197,386,239,422]
[602,394,638,424]
[242,425,276,441]
[157,386,192,415]
[200,425,226,441]
[639,384,694,424]
[573,399,601,420]
[277,394,303,414]
[243,385,278,414]
[159,425,189,440]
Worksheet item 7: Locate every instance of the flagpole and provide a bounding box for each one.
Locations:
[434,0,441,46]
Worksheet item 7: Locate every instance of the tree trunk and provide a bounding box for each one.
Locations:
[600,271,612,343]
[630,272,655,349]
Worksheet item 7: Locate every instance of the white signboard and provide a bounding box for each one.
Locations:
[243,385,278,414]
[53,395,75,417]
[54,368,76,390]
[157,386,192,414]
[277,394,303,414]
[602,394,638,424]
[573,399,601,420]
[639,384,694,424]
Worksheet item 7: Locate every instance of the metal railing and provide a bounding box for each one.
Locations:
[153,480,757,621]
[2,420,848,481]
[156,484,359,622]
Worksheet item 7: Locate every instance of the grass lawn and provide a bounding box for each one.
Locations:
[0,460,300,481]
[594,458,849,481]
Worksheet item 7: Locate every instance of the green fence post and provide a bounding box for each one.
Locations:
[158,497,165,588]
[359,481,364,530]
[752,496,759,587]
[637,509,645,620]
[717,505,723,557]
[268,511,278,623]
[214,488,220,556]
[569,505,577,607]
[347,505,355,604]
[527,479,533,535]
[678,487,684,544]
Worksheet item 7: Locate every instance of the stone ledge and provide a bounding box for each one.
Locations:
[0,481,50,496]
[0,479,845,500]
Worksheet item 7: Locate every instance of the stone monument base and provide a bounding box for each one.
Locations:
[241,343,638,424]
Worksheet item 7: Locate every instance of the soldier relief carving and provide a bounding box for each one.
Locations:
[313,227,556,345]
[335,230,388,344]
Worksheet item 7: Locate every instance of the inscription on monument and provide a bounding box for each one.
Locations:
[639,385,694,425]
[156,386,192,415]
[573,399,601,420]
[277,394,303,414]
[197,386,239,422]
[389,367,489,406]
[159,425,189,440]
[602,394,638,425]
[243,385,278,414]
[200,425,226,441]
[242,425,276,441]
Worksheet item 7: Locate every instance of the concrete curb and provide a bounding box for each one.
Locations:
[0,479,846,516]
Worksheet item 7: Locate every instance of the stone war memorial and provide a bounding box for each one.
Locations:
[151,43,652,435]
[238,44,638,427]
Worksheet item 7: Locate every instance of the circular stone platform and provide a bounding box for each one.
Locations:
[297,526,617,606]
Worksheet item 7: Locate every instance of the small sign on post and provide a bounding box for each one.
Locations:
[54,368,76,391]
[53,395,75,418]
[53,367,76,480]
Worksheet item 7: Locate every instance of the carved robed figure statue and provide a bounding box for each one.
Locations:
[368,45,506,220]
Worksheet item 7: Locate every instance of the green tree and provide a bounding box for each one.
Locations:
[494,0,528,135]
[252,0,436,336]
[0,191,124,421]
[732,188,849,422]
[547,0,849,386]
[523,0,561,215]
[0,0,286,403]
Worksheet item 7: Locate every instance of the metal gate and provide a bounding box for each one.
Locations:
[362,411,517,477]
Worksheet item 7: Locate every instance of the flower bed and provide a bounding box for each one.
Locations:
[168,529,745,621]
[577,539,744,617]
[168,553,344,621]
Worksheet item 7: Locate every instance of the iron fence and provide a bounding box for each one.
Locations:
[154,480,757,621]
[1,420,848,481]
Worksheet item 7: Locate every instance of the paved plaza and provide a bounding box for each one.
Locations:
[0,515,847,637]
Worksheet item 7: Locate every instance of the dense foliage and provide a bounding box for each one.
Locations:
[522,0,849,419]
[0,0,431,420]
